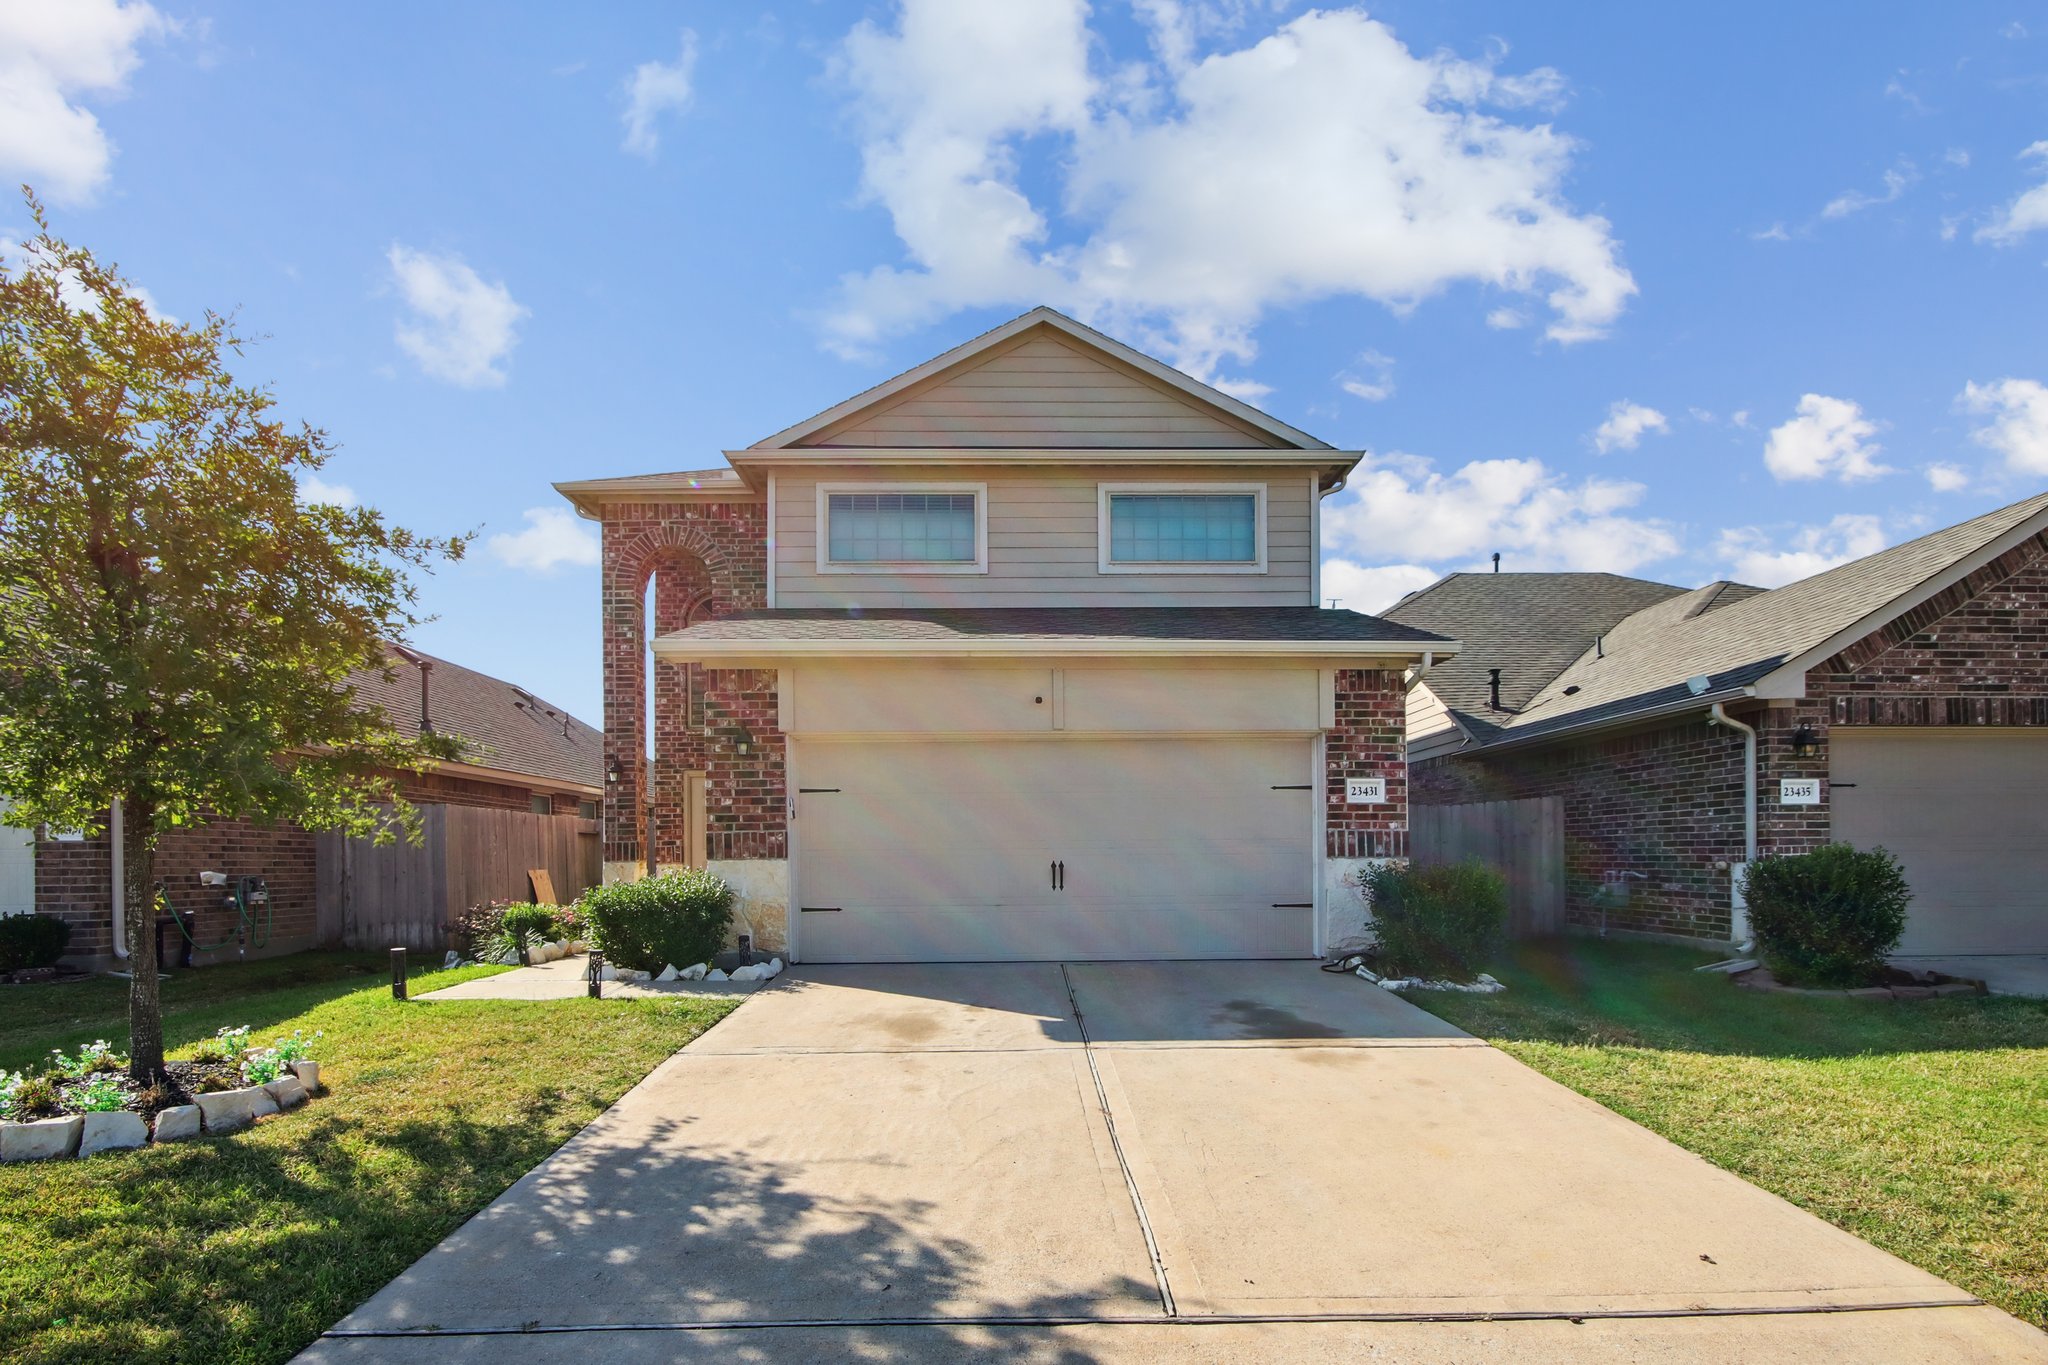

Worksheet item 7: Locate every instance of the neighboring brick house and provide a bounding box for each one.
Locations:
[11,648,601,970]
[556,307,1452,962]
[1384,493,2048,958]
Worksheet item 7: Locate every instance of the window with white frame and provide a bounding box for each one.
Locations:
[1098,484,1266,573]
[817,483,987,574]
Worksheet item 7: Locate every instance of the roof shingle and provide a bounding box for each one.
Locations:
[348,649,602,790]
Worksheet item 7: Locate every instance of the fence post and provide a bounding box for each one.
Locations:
[587,951,604,999]
[390,947,407,1001]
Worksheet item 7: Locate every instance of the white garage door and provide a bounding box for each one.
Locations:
[0,799,35,919]
[793,737,1314,962]
[1831,729,2048,954]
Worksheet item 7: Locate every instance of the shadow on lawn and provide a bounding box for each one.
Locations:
[1434,938,2048,1061]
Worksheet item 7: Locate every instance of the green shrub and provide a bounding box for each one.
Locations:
[1356,860,1508,982]
[579,870,734,972]
[1744,843,1911,987]
[498,903,561,964]
[0,913,71,972]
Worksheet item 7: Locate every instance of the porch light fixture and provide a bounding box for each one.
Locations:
[605,756,622,785]
[725,726,756,756]
[1789,724,1820,759]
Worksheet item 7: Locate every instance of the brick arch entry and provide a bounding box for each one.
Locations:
[600,511,765,869]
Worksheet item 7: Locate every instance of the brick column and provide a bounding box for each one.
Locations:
[1325,668,1408,859]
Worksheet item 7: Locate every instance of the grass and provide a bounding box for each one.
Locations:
[0,953,738,1364]
[1404,938,2048,1330]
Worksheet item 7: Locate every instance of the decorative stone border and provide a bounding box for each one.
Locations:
[1730,964,1984,999]
[0,1060,322,1163]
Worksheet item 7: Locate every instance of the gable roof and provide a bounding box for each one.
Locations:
[746,307,1335,454]
[1450,491,2048,753]
[1382,573,1691,742]
[349,649,603,791]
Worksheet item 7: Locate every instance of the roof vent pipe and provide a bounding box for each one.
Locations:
[1491,552,1500,573]
[393,645,435,734]
[1596,635,1605,659]
[1488,668,1502,710]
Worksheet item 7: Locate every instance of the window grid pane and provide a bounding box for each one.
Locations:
[1109,493,1256,563]
[828,492,977,563]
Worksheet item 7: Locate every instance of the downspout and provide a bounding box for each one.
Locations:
[1315,470,1347,607]
[1707,704,1757,948]
[110,798,128,960]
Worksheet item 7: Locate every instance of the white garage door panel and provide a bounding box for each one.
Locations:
[797,738,1312,962]
[1831,730,2048,955]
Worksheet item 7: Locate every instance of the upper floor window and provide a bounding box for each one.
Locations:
[818,483,988,574]
[1098,484,1267,574]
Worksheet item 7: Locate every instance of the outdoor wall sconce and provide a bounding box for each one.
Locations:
[725,726,755,756]
[605,755,622,784]
[1789,724,1820,759]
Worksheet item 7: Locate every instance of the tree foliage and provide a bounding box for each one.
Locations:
[0,191,467,1074]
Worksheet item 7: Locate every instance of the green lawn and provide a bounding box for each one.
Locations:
[0,953,738,1364]
[1405,939,2048,1330]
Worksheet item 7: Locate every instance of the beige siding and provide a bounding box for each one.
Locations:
[775,465,1316,607]
[800,332,1283,449]
[786,662,1320,736]
[1404,683,1468,763]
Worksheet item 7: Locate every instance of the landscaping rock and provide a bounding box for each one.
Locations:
[289,1060,321,1091]
[444,951,461,969]
[1,1114,83,1162]
[78,1111,148,1156]
[729,964,765,982]
[656,964,680,982]
[152,1105,202,1142]
[705,968,730,982]
[765,958,785,978]
[679,963,708,981]
[248,1084,281,1118]
[265,1076,308,1109]
[196,1086,262,1133]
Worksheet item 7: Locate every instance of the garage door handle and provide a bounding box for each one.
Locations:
[1051,860,1065,891]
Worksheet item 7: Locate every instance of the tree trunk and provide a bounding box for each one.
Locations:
[122,797,165,1081]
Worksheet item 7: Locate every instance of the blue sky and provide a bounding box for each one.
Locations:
[6,1,2047,724]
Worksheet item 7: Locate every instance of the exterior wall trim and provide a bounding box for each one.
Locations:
[653,639,1454,664]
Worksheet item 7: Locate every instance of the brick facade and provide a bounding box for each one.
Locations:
[597,499,770,868]
[1415,534,2048,941]
[1326,669,1410,858]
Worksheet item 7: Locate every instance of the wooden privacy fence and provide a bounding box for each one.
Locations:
[1411,796,1565,938]
[315,806,602,951]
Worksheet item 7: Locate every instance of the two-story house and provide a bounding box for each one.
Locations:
[556,308,1455,964]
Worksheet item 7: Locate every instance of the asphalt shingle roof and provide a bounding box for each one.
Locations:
[1435,491,2048,752]
[1382,573,1690,736]
[348,649,602,789]
[659,606,1451,646]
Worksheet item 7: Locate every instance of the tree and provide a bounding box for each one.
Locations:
[0,193,467,1079]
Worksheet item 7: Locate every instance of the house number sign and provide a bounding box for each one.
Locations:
[1779,777,1821,805]
[1345,776,1387,804]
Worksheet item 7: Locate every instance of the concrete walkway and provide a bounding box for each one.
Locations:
[414,955,774,1001]
[303,961,2046,1362]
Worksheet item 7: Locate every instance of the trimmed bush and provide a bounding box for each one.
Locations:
[1744,843,1911,987]
[498,903,560,964]
[0,912,71,972]
[1355,860,1508,982]
[579,870,734,972]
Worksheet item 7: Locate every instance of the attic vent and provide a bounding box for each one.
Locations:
[1488,668,1503,711]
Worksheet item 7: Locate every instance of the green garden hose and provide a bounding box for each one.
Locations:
[161,877,274,955]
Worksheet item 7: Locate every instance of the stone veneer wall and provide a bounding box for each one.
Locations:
[1413,533,2048,942]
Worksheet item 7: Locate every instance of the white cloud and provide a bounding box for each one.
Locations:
[1,229,170,319]
[1323,451,1679,573]
[1484,305,1529,329]
[1337,349,1395,402]
[296,473,357,507]
[621,30,697,160]
[0,0,166,205]
[386,245,527,388]
[1591,400,1669,454]
[1822,161,1916,219]
[1320,558,1438,613]
[825,4,1636,376]
[1730,409,1752,429]
[1944,147,1971,169]
[1924,462,1970,492]
[1763,394,1890,482]
[488,507,599,573]
[1958,377,2048,474]
[1750,222,1791,241]
[1976,141,2048,246]
[1717,514,1888,588]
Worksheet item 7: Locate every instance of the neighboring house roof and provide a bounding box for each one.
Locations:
[746,307,1337,454]
[350,649,603,791]
[1382,573,1692,743]
[1421,490,2048,756]
[652,606,1455,661]
[555,468,753,518]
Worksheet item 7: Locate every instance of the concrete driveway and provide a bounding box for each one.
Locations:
[303,962,2045,1363]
